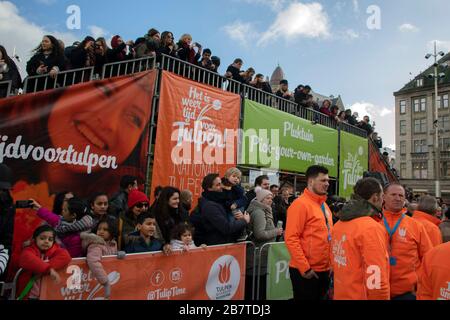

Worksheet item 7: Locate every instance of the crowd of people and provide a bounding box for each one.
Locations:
[1,162,449,300]
[1,29,378,133]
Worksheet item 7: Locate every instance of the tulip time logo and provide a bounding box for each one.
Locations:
[206,255,240,300]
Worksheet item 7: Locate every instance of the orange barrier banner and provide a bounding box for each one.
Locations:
[39,243,246,300]
[151,71,240,205]
[0,71,156,280]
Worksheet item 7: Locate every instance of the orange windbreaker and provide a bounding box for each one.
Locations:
[285,188,333,274]
[331,217,390,300]
[412,211,443,248]
[382,210,433,298]
[417,242,450,300]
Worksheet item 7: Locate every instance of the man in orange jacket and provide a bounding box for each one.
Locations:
[417,241,450,300]
[331,178,390,300]
[382,184,433,300]
[285,165,333,300]
[412,195,443,247]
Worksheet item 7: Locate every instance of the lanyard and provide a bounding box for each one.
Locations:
[383,214,405,253]
[321,204,332,242]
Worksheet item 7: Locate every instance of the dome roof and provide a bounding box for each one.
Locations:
[270,65,285,85]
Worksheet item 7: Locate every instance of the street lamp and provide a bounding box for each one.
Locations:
[425,42,446,197]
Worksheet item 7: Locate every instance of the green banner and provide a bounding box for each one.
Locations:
[240,100,338,177]
[339,131,369,199]
[266,242,293,300]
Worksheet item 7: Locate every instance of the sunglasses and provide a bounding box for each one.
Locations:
[135,202,149,209]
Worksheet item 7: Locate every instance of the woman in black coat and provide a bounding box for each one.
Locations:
[0,45,22,97]
[26,35,66,77]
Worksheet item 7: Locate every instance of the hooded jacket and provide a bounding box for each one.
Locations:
[412,211,443,247]
[285,188,334,274]
[382,209,433,298]
[331,196,390,300]
[17,242,71,299]
[417,241,450,300]
[81,232,118,285]
[169,239,197,251]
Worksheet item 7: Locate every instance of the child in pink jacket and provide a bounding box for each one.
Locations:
[31,197,93,257]
[81,217,118,299]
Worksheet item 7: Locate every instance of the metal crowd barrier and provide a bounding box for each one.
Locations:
[241,84,298,114]
[22,66,94,94]
[160,54,242,94]
[0,268,23,300]
[0,80,12,98]
[102,56,156,79]
[339,121,368,138]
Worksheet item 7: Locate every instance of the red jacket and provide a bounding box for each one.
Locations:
[417,242,450,300]
[286,188,333,273]
[382,210,433,298]
[412,211,443,248]
[17,242,71,299]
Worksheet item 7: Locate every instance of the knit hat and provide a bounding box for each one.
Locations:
[0,164,13,189]
[128,190,150,209]
[84,36,95,43]
[256,189,272,202]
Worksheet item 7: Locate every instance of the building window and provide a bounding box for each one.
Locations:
[413,162,428,179]
[400,163,406,178]
[416,79,424,87]
[440,138,450,151]
[442,162,450,178]
[414,119,427,133]
[413,140,428,153]
[400,100,406,114]
[437,94,449,109]
[400,141,406,155]
[413,97,426,112]
[400,120,407,135]
[439,115,450,130]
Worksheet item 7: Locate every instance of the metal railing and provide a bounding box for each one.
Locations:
[0,80,12,98]
[102,56,156,79]
[242,84,298,114]
[160,54,242,94]
[338,121,368,138]
[22,66,94,94]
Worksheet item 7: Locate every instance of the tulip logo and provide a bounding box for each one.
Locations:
[206,255,240,300]
[218,262,232,284]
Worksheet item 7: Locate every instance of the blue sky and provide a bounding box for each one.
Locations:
[3,0,450,149]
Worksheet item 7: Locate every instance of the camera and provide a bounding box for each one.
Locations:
[15,200,33,209]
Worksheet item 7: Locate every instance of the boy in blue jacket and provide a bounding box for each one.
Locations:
[124,212,162,254]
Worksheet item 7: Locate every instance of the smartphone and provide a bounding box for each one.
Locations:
[15,200,33,209]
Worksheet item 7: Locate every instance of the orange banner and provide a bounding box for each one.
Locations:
[151,71,241,205]
[39,243,246,300]
[0,71,156,280]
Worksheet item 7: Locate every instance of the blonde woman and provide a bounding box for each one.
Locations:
[176,33,202,64]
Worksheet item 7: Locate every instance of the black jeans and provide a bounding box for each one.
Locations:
[289,268,330,301]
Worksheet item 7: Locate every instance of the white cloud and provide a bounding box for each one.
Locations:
[88,25,108,39]
[0,1,77,78]
[238,0,288,11]
[257,2,330,46]
[399,23,419,33]
[222,21,259,47]
[428,40,450,53]
[35,0,57,5]
[348,102,394,142]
